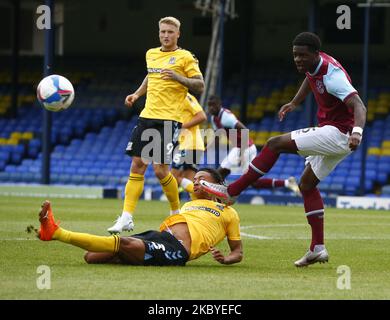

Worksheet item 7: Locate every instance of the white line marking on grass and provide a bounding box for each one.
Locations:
[241,223,390,230]
[0,238,38,241]
[240,232,274,240]
[241,224,390,240]
[240,233,390,241]
[241,224,306,230]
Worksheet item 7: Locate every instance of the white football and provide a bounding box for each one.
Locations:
[37,74,75,112]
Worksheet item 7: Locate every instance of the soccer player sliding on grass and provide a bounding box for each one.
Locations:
[37,168,242,266]
[200,32,367,267]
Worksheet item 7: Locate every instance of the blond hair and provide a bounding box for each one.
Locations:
[159,16,181,30]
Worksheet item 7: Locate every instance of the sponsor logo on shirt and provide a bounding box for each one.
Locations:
[185,206,221,217]
[148,68,162,73]
[316,80,325,94]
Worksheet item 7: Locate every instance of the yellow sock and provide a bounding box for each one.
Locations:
[123,173,144,213]
[53,228,120,253]
[160,172,180,211]
[184,182,194,194]
[180,178,196,200]
[184,182,197,200]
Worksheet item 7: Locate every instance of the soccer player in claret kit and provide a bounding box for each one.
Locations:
[107,17,204,234]
[201,32,367,267]
[207,94,300,194]
[178,94,299,194]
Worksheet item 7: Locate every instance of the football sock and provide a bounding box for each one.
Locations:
[120,211,133,220]
[252,178,286,189]
[123,173,144,214]
[228,145,279,196]
[160,172,180,211]
[180,178,196,200]
[302,188,324,251]
[181,178,194,193]
[53,228,120,253]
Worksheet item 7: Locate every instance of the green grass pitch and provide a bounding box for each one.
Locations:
[0,196,389,299]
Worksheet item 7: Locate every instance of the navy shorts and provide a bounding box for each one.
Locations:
[132,230,189,266]
[125,117,181,164]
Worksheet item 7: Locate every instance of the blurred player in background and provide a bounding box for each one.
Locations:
[171,93,206,199]
[108,17,204,233]
[200,32,367,267]
[38,168,242,267]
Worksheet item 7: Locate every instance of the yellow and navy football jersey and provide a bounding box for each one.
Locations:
[179,94,205,151]
[140,47,203,123]
[160,199,241,260]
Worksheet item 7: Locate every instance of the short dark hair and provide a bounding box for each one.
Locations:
[197,167,225,185]
[207,95,221,105]
[293,32,321,52]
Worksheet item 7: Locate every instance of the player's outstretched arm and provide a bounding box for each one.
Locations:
[279,77,311,121]
[125,75,148,107]
[182,110,207,129]
[210,239,243,265]
[346,94,367,151]
[161,70,205,95]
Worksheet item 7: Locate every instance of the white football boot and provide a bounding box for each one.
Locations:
[199,180,237,205]
[107,213,134,234]
[286,176,301,196]
[294,248,329,267]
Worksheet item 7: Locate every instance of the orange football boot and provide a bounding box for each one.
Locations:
[38,200,59,241]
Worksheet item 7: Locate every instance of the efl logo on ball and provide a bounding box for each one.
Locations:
[37,74,75,112]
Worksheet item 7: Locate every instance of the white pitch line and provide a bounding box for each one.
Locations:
[0,238,38,241]
[240,233,390,240]
[240,224,390,240]
[241,223,390,230]
[241,224,306,230]
[240,232,274,240]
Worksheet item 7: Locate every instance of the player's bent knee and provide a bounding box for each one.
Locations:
[118,237,145,265]
[119,237,142,250]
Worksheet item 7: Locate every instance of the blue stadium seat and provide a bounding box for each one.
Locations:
[0,172,10,182]
[58,174,72,184]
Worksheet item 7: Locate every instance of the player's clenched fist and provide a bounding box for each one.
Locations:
[348,133,362,151]
[124,94,139,107]
[278,102,297,121]
[210,246,226,264]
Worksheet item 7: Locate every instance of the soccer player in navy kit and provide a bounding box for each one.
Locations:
[107,17,204,234]
[201,32,367,267]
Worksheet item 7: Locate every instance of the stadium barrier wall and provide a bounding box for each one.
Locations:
[1,184,390,211]
[0,184,104,198]
[337,196,390,210]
